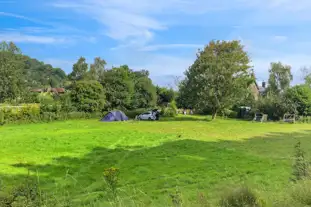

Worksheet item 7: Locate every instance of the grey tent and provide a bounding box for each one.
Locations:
[101,110,128,122]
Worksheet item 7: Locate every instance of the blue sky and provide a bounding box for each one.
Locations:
[1,0,311,86]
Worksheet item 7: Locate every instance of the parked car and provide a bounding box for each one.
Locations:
[137,111,156,120]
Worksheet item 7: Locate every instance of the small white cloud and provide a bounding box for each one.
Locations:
[0,32,67,44]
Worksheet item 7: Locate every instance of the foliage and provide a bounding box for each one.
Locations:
[267,62,293,95]
[292,140,309,182]
[89,57,106,81]
[0,41,67,103]
[219,186,265,207]
[170,190,183,207]
[0,104,40,123]
[71,80,105,113]
[0,42,25,103]
[59,92,75,113]
[284,84,311,116]
[289,180,311,206]
[256,94,295,120]
[104,167,120,199]
[156,86,175,106]
[131,71,157,109]
[68,57,88,81]
[23,57,66,89]
[101,65,134,110]
[161,101,177,117]
[179,40,252,119]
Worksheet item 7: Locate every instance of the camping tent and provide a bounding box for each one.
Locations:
[101,110,128,122]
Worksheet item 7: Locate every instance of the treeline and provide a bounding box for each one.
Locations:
[0,41,176,123]
[176,40,311,120]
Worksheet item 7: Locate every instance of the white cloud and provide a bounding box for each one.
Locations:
[0,32,67,44]
[0,12,36,22]
[252,54,311,84]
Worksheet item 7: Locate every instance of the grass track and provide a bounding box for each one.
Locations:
[1,116,311,205]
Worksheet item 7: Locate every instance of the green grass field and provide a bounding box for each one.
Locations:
[1,116,311,206]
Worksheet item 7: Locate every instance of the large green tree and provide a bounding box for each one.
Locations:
[89,57,106,81]
[156,86,175,106]
[23,58,66,88]
[71,80,104,113]
[179,40,252,119]
[267,62,293,95]
[68,57,88,81]
[101,65,134,110]
[0,41,25,102]
[284,85,311,115]
[131,70,157,109]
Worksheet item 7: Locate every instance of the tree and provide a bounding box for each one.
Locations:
[131,71,157,109]
[179,40,252,119]
[68,57,88,81]
[89,57,106,81]
[301,66,311,87]
[71,80,104,113]
[0,42,25,102]
[267,62,293,95]
[284,85,311,116]
[101,65,134,110]
[156,86,175,106]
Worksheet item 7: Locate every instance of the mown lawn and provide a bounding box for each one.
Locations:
[1,116,311,206]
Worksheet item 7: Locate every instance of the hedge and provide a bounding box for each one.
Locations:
[0,104,103,124]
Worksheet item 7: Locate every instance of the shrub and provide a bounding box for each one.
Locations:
[0,104,40,123]
[104,167,120,200]
[219,186,265,207]
[290,180,311,206]
[71,80,105,113]
[162,107,177,117]
[291,140,309,182]
[161,101,177,117]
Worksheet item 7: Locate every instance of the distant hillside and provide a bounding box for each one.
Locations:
[23,55,67,89]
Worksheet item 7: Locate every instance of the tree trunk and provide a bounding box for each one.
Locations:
[212,109,217,120]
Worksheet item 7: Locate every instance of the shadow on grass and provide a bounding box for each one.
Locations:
[3,130,311,205]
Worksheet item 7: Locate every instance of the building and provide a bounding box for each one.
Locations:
[30,88,65,94]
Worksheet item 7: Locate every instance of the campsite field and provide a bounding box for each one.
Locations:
[1,116,311,206]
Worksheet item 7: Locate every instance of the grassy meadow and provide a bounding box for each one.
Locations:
[1,116,311,206]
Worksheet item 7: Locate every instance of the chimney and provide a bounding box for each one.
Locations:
[262,81,266,88]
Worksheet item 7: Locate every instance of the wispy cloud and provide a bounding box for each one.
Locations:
[0,12,43,24]
[0,32,67,44]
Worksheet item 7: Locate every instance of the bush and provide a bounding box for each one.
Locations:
[0,104,40,123]
[220,186,265,207]
[71,81,105,113]
[290,180,311,206]
[161,101,177,117]
[292,140,309,182]
[162,107,177,117]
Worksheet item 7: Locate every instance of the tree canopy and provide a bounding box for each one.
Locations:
[178,40,253,119]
